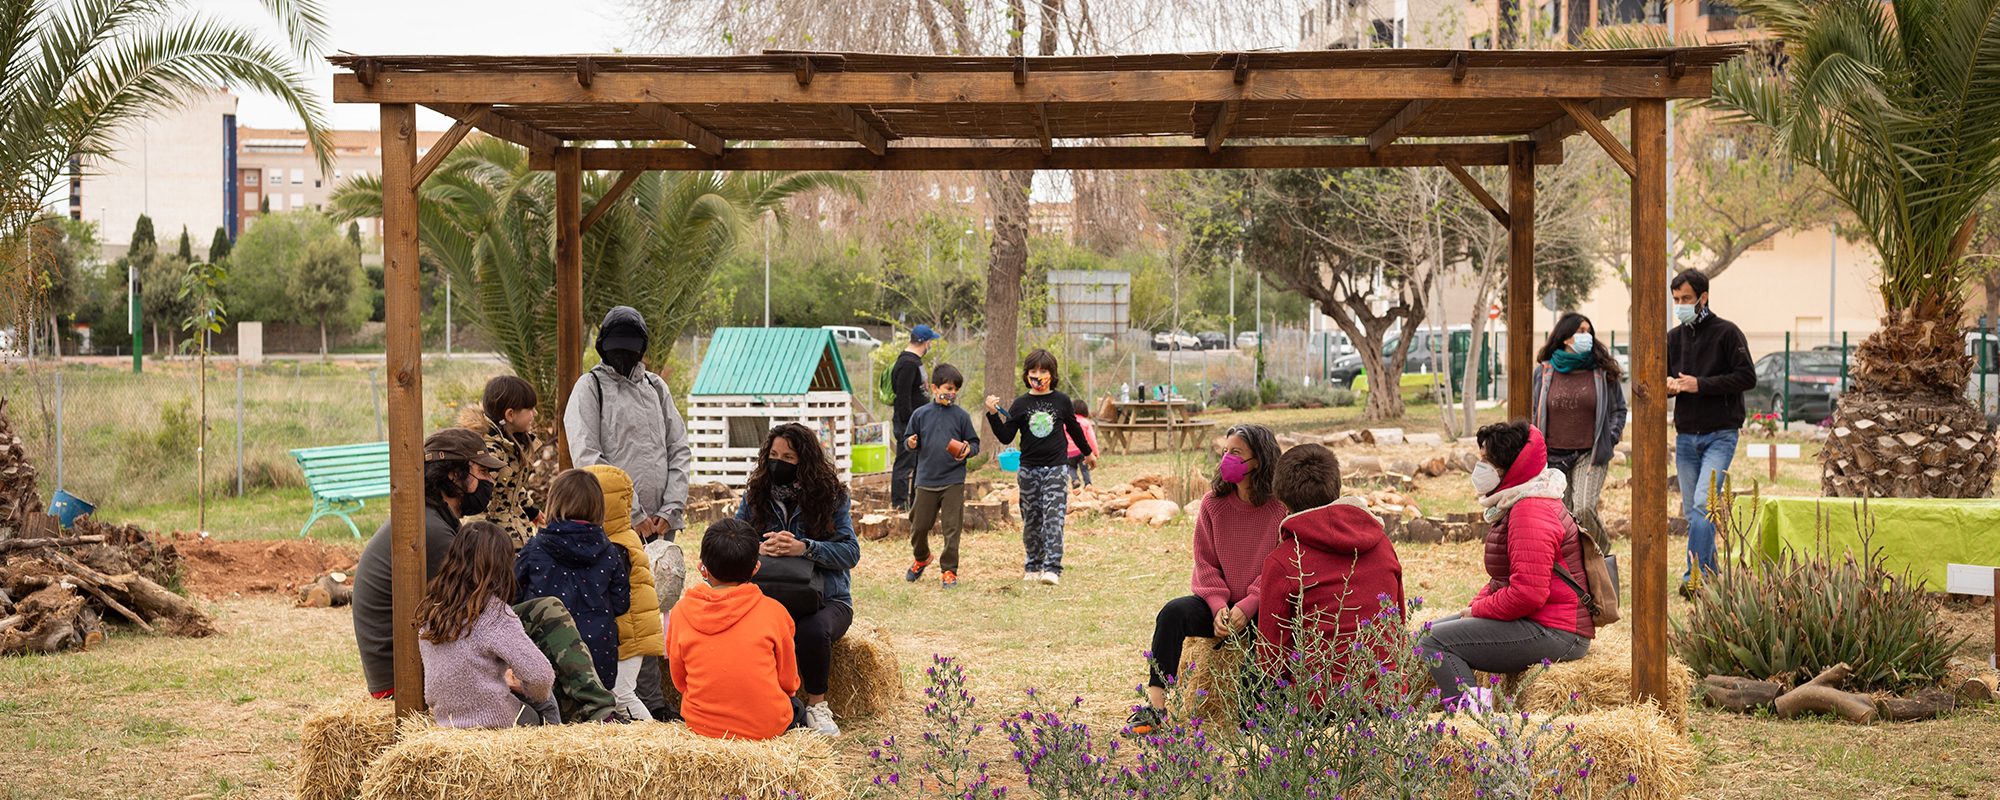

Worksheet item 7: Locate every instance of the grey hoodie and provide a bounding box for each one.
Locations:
[565,307,692,531]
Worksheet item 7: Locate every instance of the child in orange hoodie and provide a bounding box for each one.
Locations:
[666,518,803,739]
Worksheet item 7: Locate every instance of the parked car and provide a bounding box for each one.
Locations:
[1748,350,1845,424]
[1195,331,1229,351]
[823,325,883,350]
[1152,329,1199,351]
[1326,327,1466,386]
[1235,330,1261,349]
[1078,332,1114,348]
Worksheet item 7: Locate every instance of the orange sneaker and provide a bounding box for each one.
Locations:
[941,570,958,589]
[905,560,930,582]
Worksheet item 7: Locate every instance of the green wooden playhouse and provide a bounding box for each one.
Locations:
[688,327,855,486]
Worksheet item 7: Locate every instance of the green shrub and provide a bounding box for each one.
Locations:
[1216,385,1261,411]
[1281,384,1356,409]
[1257,379,1284,405]
[1673,485,1967,693]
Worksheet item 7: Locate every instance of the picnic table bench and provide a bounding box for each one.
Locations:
[290,442,391,538]
[1097,418,1218,454]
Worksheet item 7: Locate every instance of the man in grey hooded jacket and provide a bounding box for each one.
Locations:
[565,306,693,538]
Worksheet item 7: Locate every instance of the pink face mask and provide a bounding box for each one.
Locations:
[1218,453,1252,484]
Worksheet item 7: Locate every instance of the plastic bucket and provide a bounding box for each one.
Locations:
[852,443,889,474]
[49,489,95,528]
[997,448,1022,472]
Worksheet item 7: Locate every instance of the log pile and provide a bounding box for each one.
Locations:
[1703,657,1994,723]
[297,571,355,608]
[0,528,216,654]
[684,482,740,527]
[1772,663,1878,724]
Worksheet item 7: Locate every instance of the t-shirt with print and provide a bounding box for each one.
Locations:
[987,391,1092,469]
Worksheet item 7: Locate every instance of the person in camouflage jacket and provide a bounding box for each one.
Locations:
[460,376,543,549]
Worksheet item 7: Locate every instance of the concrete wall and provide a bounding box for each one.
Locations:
[76,88,236,260]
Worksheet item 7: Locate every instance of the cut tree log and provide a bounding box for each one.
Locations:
[1947,658,1999,703]
[1699,675,1782,712]
[1405,432,1445,448]
[1773,663,1877,724]
[855,514,898,542]
[0,535,108,555]
[298,572,354,608]
[45,551,214,637]
[1361,428,1405,446]
[1877,689,1956,722]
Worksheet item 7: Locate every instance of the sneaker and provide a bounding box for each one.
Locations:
[906,559,930,582]
[1124,706,1167,736]
[1039,571,1060,586]
[804,700,840,736]
[1023,571,1040,583]
[941,570,958,589]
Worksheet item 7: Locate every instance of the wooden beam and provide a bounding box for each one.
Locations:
[378,103,426,720]
[582,170,642,233]
[1033,102,1053,154]
[1233,53,1251,84]
[1558,99,1637,177]
[1629,98,1670,707]
[1530,98,1623,150]
[629,104,725,156]
[554,147,584,472]
[412,115,478,185]
[829,104,888,155]
[1368,99,1431,152]
[1506,141,1536,419]
[426,103,561,153]
[794,55,815,86]
[1205,100,1240,154]
[534,142,1565,172]
[1440,158,1508,227]
[337,67,1716,105]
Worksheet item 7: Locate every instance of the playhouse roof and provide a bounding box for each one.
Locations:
[690,327,853,396]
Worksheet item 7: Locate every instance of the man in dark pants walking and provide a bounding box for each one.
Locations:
[1666,269,1756,599]
[891,325,939,510]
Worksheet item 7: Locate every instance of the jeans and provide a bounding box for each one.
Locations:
[1068,455,1093,487]
[1675,429,1739,580]
[1416,613,1590,702]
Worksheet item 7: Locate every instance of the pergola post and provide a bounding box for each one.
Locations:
[1506,142,1536,415]
[1628,98,1670,704]
[554,147,584,470]
[378,103,427,718]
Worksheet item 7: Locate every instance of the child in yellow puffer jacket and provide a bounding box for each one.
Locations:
[581,465,665,721]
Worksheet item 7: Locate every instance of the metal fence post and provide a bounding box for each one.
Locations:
[53,369,63,489]
[371,369,384,441]
[1981,316,1991,415]
[1783,331,1792,423]
[236,366,246,498]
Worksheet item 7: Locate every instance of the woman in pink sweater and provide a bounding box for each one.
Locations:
[1126,424,1287,735]
[417,522,560,728]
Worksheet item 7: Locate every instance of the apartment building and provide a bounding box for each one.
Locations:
[237,127,449,238]
[71,88,239,259]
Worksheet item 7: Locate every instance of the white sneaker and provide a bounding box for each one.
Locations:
[804,701,840,736]
[1039,571,1060,586]
[1023,571,1040,583]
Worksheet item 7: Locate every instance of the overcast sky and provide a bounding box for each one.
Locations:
[198,0,637,130]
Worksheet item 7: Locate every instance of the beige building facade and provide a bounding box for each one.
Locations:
[236,127,448,238]
[72,87,238,259]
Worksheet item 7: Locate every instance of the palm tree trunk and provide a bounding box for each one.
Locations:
[1820,307,1998,498]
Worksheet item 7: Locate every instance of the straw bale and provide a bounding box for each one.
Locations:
[1440,704,1696,800]
[293,698,400,800]
[1169,636,1245,725]
[827,621,904,720]
[1516,625,1696,729]
[355,721,845,800]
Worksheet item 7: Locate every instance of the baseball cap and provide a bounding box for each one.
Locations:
[910,324,939,344]
[424,428,505,469]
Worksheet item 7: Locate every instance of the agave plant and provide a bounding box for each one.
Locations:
[1704,0,2000,497]
[328,137,861,416]
[0,0,331,327]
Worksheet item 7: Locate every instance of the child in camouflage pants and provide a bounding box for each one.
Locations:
[512,596,623,723]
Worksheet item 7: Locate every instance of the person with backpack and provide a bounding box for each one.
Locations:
[1415,421,1598,711]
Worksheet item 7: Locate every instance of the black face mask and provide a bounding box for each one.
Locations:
[603,349,642,377]
[460,478,494,516]
[766,460,798,485]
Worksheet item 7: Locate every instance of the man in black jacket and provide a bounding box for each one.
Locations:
[891,325,939,510]
[1665,270,1757,596]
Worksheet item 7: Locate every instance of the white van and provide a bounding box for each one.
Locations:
[822,325,883,350]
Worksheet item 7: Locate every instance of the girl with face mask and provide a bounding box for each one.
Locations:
[1125,424,1287,736]
[1529,313,1627,548]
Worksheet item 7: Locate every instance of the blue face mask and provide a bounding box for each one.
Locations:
[1570,332,1594,354]
[1674,304,1698,325]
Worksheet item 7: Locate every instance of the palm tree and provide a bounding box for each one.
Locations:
[328,137,861,416]
[0,0,332,327]
[1706,0,2000,497]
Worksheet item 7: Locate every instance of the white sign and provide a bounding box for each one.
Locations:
[1746,443,1802,459]
[1946,564,1998,597]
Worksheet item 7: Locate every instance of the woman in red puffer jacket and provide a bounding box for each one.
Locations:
[1416,421,1593,710]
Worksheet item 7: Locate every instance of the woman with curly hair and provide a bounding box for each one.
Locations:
[734,423,860,736]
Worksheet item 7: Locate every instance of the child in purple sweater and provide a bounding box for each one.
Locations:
[417,522,561,728]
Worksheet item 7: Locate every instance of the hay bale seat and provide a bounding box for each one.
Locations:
[1504,624,1696,730]
[1439,704,1697,800]
[656,618,904,722]
[355,721,845,800]
[294,698,398,800]
[1169,635,1246,725]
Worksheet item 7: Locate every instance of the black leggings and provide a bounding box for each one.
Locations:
[1148,595,1219,689]
[796,602,855,697]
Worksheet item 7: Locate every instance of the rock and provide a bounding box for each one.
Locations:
[1183,499,1202,519]
[1127,498,1183,527]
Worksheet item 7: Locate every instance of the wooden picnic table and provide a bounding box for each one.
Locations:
[1098,399,1214,454]
[1110,399,1193,425]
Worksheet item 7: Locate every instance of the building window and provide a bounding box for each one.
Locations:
[1700,0,1744,29]
[290,193,305,209]
[245,172,259,187]
[268,168,282,185]
[290,168,304,185]
[334,169,343,182]
[269,194,283,211]
[243,193,257,211]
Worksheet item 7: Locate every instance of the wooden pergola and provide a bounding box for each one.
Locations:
[331,46,1748,717]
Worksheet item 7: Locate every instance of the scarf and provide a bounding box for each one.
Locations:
[1480,468,1569,523]
[1550,348,1593,374]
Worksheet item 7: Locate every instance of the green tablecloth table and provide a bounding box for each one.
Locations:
[1755,496,2000,591]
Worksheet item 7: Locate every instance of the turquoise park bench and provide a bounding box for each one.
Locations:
[289,442,391,539]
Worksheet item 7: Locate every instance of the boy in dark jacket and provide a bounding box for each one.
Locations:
[1254,444,1405,690]
[516,469,631,692]
[903,363,981,589]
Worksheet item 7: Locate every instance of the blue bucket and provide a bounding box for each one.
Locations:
[49,489,95,528]
[997,448,1022,472]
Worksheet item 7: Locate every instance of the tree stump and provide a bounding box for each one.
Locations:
[1699,675,1783,712]
[1773,663,1877,724]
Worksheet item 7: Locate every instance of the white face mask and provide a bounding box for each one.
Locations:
[1673,304,1698,325]
[1471,461,1502,496]
[1570,332,1594,354]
